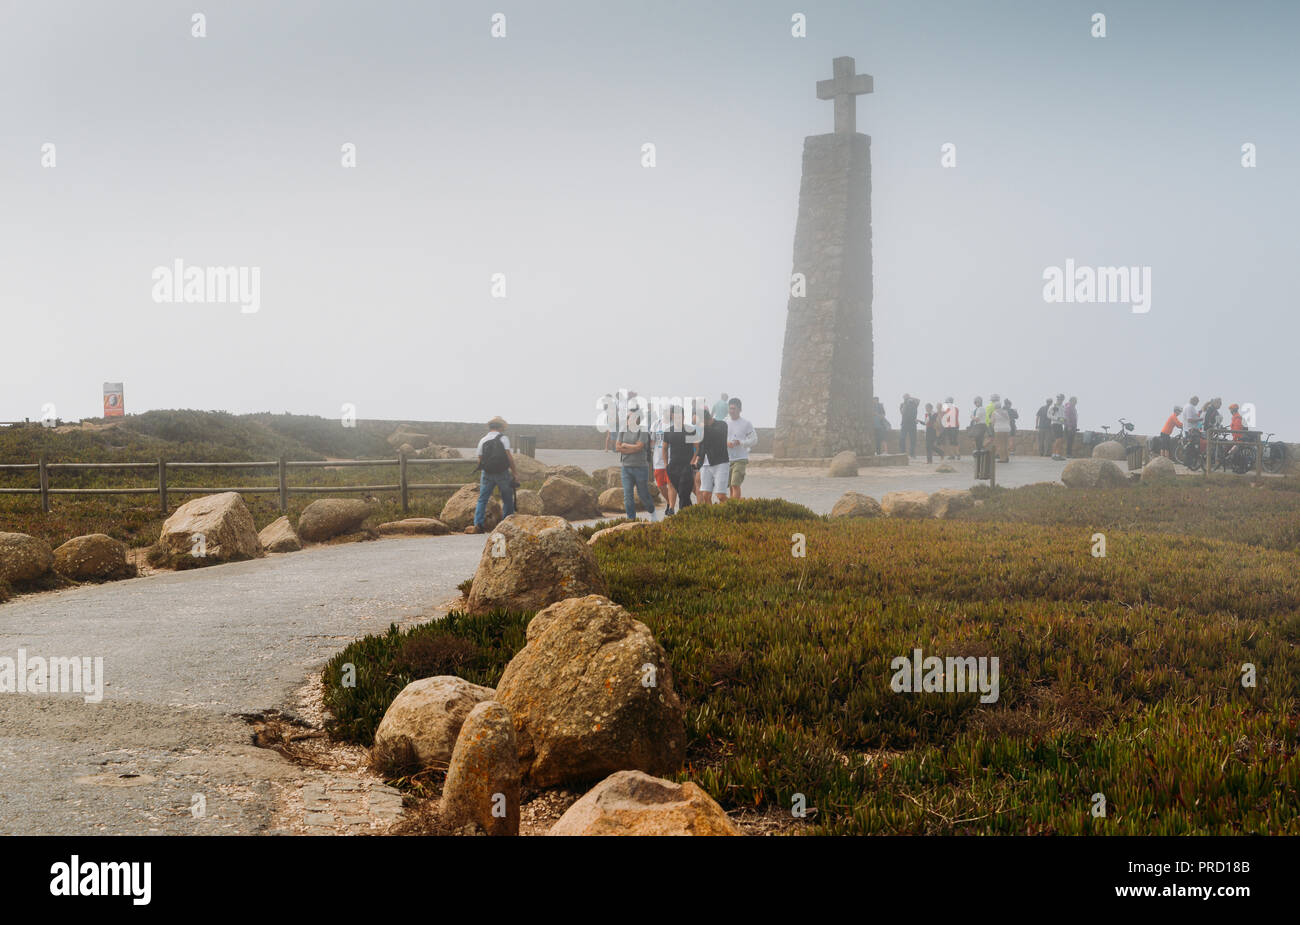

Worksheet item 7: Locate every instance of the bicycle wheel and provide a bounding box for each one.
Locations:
[1172,440,1185,465]
[1231,448,1255,474]
[1263,443,1286,474]
[1184,443,1203,472]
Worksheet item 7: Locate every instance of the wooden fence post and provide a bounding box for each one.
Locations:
[158,458,168,514]
[278,456,288,513]
[1255,436,1263,485]
[39,455,49,513]
[399,450,409,514]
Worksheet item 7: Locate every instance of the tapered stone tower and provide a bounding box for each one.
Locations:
[772,57,875,459]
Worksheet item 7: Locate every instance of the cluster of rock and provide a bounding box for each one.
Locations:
[0,531,137,585]
[388,427,461,459]
[372,514,737,836]
[830,488,974,520]
[1062,442,1178,488]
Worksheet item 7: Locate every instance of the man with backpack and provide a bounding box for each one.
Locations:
[470,416,518,533]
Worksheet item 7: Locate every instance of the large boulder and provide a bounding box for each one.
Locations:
[0,533,54,583]
[1061,458,1129,489]
[52,534,135,581]
[440,701,521,836]
[927,488,974,519]
[376,517,450,536]
[588,520,652,545]
[496,595,686,788]
[258,515,302,553]
[1141,455,1177,484]
[830,491,882,519]
[388,428,432,450]
[296,498,374,542]
[598,486,628,513]
[828,450,859,477]
[547,465,592,485]
[539,476,600,521]
[512,454,549,482]
[548,770,740,837]
[154,492,262,565]
[416,444,461,460]
[514,489,544,516]
[1092,440,1127,461]
[591,467,621,490]
[372,676,497,769]
[441,484,502,532]
[466,515,607,614]
[881,490,931,518]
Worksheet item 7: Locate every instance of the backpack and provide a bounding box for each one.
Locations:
[479,434,510,474]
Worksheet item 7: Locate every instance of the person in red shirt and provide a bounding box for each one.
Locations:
[1158,406,1182,458]
[1229,403,1245,439]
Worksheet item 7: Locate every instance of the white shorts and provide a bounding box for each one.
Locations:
[700,462,730,493]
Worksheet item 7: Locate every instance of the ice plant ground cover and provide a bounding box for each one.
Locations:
[325,485,1300,835]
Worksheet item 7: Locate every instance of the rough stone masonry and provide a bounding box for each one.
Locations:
[773,56,875,459]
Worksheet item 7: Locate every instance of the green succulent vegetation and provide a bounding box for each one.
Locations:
[322,610,528,745]
[324,484,1300,834]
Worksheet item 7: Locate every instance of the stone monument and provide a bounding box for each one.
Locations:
[773,57,875,459]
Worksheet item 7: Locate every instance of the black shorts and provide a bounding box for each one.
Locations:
[942,427,958,442]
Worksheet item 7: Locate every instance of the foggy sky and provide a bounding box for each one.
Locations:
[3,0,1298,437]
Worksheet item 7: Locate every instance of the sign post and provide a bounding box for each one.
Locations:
[103,382,125,418]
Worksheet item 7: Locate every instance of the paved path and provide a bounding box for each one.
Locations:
[0,535,485,835]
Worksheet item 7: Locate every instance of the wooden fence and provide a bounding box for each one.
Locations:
[0,454,471,515]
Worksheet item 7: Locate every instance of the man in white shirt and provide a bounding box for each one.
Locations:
[724,398,758,499]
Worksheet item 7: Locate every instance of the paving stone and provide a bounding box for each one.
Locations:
[304,812,336,825]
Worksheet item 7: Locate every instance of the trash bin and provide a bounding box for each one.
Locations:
[974,449,994,480]
[515,435,537,458]
[1126,443,1144,471]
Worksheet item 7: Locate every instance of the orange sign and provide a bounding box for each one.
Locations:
[103,382,124,418]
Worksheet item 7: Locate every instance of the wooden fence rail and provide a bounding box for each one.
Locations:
[0,453,468,515]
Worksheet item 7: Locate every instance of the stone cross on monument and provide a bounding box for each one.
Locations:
[773,57,876,459]
[816,55,873,134]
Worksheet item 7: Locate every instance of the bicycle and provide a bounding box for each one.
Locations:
[1213,429,1257,474]
[1179,429,1205,471]
[1098,418,1137,448]
[1261,433,1287,474]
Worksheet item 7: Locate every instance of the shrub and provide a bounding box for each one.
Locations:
[322,610,527,745]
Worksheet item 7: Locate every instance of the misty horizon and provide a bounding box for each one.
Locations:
[4,0,1298,438]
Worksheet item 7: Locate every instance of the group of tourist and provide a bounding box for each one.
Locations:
[1155,396,1250,458]
[609,392,758,521]
[466,389,1263,533]
[883,394,1051,464]
[467,394,759,532]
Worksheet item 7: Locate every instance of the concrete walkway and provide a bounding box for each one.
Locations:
[0,534,485,835]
